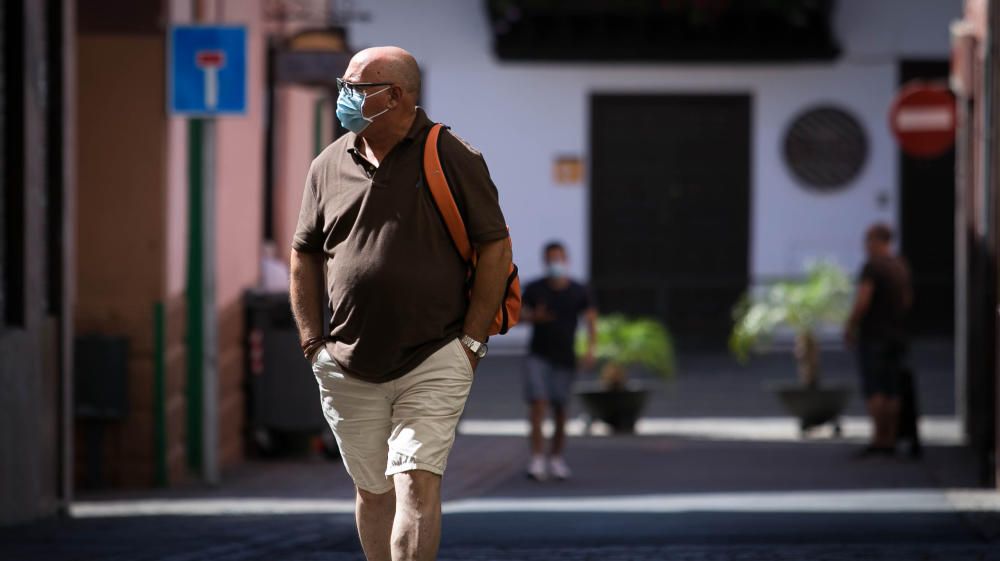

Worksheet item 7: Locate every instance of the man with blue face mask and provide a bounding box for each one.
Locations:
[335,80,391,134]
[521,242,598,481]
[290,46,513,561]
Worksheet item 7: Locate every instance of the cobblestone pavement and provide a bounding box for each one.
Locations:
[398,545,1000,561]
[3,342,999,560]
[3,517,1000,561]
[198,545,1000,561]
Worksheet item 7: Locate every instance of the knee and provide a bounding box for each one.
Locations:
[357,486,395,508]
[530,400,548,417]
[394,470,441,506]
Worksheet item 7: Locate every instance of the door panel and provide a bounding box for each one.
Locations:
[899,60,955,337]
[590,94,751,348]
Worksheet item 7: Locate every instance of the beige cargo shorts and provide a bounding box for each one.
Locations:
[311,338,475,494]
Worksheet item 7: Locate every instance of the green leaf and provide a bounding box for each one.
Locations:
[576,314,676,378]
[728,260,851,362]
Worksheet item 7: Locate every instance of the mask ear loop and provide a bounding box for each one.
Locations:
[361,86,393,121]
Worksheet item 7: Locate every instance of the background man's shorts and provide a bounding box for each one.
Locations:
[523,355,575,407]
[311,338,474,494]
[857,340,905,399]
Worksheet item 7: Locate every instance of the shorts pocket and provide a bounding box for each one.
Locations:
[311,347,331,368]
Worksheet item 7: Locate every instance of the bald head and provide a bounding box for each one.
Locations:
[347,46,421,96]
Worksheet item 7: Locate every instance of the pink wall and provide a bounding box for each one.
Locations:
[159,0,324,474]
[214,0,265,305]
[275,85,324,264]
[164,0,268,473]
[212,0,266,469]
[75,33,173,487]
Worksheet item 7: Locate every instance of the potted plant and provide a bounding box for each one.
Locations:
[574,315,676,434]
[729,261,853,434]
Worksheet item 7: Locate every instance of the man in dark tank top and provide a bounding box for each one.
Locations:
[845,223,912,458]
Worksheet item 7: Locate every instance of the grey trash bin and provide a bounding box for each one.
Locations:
[244,290,335,457]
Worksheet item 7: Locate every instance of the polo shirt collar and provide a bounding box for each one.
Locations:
[403,107,433,141]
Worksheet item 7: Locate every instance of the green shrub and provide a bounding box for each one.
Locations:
[729,261,851,363]
[576,314,676,379]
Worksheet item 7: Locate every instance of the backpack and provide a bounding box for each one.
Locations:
[423,123,521,335]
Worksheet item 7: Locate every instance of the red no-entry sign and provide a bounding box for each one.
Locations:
[889,81,956,159]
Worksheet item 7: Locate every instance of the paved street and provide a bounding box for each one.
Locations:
[2,341,999,560]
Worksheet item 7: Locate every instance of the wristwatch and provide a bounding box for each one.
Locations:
[461,335,489,359]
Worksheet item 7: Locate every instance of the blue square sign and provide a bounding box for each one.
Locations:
[169,26,247,115]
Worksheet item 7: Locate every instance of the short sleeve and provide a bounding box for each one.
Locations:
[522,282,539,309]
[439,131,509,244]
[859,262,875,283]
[292,160,324,253]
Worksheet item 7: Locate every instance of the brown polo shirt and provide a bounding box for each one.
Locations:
[293,108,508,383]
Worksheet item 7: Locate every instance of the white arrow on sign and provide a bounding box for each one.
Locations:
[195,50,227,111]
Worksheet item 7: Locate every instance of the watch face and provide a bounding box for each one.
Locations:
[476,344,488,359]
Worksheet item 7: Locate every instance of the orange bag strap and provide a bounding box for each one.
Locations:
[423,123,474,263]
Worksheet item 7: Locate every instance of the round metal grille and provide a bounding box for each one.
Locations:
[783,106,868,191]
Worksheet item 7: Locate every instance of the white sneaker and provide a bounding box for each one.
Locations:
[549,456,572,480]
[526,455,548,481]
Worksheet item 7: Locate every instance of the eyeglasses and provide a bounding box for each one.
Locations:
[336,78,393,96]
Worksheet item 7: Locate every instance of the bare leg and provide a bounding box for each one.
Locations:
[868,394,901,449]
[867,394,886,446]
[529,400,547,456]
[391,470,442,561]
[870,395,884,446]
[550,405,567,456]
[882,397,901,447]
[356,487,395,561]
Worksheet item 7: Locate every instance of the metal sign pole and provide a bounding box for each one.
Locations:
[171,22,245,485]
[185,116,218,485]
[201,117,218,485]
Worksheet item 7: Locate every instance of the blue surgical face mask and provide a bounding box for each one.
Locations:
[547,262,569,279]
[336,86,390,134]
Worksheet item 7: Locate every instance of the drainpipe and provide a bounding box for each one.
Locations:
[987,0,1000,489]
[951,18,975,446]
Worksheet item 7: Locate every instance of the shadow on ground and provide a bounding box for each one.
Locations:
[4,340,997,560]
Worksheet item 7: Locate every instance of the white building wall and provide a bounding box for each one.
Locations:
[348,0,960,284]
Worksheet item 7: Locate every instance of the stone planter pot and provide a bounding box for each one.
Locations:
[575,380,649,434]
[770,383,852,436]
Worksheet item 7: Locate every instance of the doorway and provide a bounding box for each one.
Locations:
[898,60,956,337]
[590,94,751,348]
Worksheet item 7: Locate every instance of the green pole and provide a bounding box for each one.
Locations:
[153,301,167,486]
[186,118,204,472]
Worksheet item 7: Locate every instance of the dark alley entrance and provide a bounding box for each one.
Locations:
[898,59,956,338]
[590,94,751,349]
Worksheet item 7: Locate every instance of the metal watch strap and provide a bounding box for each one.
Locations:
[461,335,487,358]
[461,335,480,352]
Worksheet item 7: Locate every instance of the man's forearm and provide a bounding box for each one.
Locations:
[462,238,512,341]
[845,281,873,336]
[290,249,326,346]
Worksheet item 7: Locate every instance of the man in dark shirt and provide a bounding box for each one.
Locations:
[289,46,512,561]
[845,223,912,457]
[521,242,597,480]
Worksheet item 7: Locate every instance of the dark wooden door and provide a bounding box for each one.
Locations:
[590,94,751,348]
[899,60,955,337]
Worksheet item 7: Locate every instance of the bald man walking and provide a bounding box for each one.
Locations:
[290,47,512,561]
